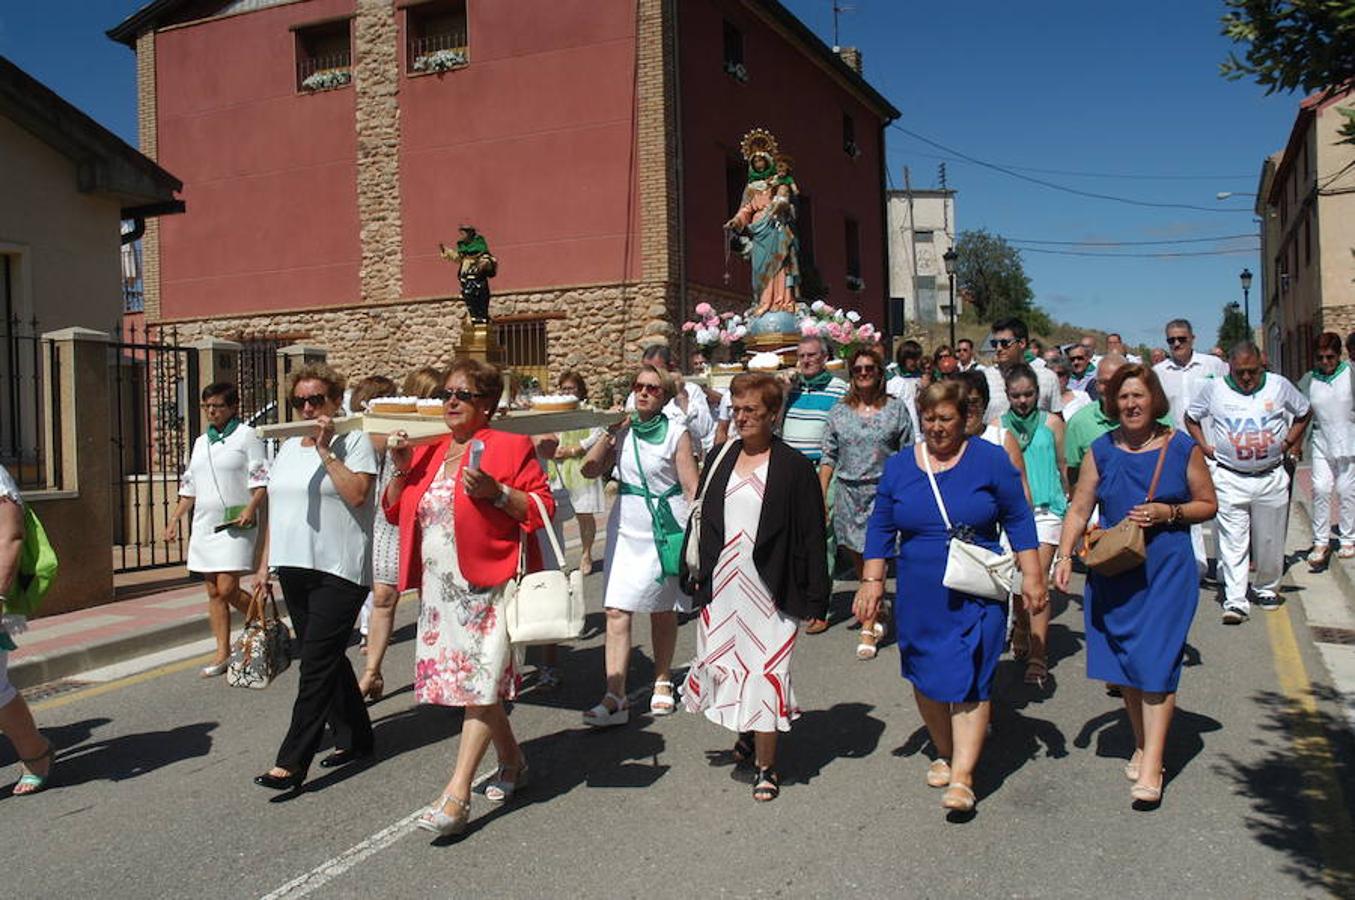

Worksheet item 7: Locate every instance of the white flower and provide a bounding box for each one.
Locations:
[846,310,861,323]
[811,300,828,314]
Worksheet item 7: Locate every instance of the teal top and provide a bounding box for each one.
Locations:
[1018,412,1067,516]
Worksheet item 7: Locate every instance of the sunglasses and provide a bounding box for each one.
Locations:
[989,338,1017,349]
[289,394,328,410]
[1166,336,1191,346]
[1068,353,1087,361]
[633,382,664,396]
[430,388,486,403]
[851,365,879,375]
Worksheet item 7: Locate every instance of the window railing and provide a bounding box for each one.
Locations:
[298,50,352,91]
[409,31,468,72]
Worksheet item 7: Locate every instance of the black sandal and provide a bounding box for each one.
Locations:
[732,731,755,767]
[753,767,780,802]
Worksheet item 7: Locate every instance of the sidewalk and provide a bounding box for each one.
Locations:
[11,505,604,691]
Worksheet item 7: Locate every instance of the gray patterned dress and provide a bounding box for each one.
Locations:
[820,397,914,553]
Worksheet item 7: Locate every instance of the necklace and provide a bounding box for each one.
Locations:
[1122,427,1163,452]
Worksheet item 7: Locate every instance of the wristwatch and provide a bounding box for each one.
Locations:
[320,450,338,466]
[492,483,511,508]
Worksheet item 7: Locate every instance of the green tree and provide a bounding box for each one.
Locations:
[953,229,1049,329]
[1218,302,1252,350]
[1221,1,1355,140]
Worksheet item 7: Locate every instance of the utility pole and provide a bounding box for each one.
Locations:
[904,165,919,335]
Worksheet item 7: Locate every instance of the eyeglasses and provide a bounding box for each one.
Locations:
[936,352,954,359]
[633,382,664,396]
[1068,353,1087,362]
[989,338,1017,349]
[851,365,879,375]
[1165,336,1191,346]
[430,388,486,403]
[201,402,231,411]
[289,394,328,410]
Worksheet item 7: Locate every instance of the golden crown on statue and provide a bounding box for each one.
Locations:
[739,127,780,163]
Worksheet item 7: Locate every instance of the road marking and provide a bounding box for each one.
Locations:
[259,811,425,900]
[28,654,213,713]
[1264,601,1355,894]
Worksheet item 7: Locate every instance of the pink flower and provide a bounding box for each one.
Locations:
[694,302,714,317]
[682,321,696,332]
[800,321,820,336]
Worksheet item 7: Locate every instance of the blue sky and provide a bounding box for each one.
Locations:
[1,1,1299,347]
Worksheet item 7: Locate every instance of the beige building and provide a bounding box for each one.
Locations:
[886,187,959,328]
[1257,88,1355,380]
[0,55,181,613]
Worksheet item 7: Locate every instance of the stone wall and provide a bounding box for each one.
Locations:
[135,30,161,321]
[1319,303,1355,340]
[354,0,403,304]
[164,282,678,399]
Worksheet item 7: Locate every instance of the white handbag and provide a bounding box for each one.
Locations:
[684,439,737,572]
[503,492,585,645]
[921,445,1016,601]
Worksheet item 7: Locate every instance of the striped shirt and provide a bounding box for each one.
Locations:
[782,376,848,463]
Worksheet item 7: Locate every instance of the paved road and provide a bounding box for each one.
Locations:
[8,529,1355,898]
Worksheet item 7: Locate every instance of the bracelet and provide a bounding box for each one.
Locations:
[492,483,512,508]
[390,467,409,479]
[1052,554,1071,566]
[320,450,338,466]
[1170,504,1184,525]
[860,577,884,584]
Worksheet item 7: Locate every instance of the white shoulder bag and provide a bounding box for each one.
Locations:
[684,439,738,572]
[503,492,585,645]
[921,445,1016,601]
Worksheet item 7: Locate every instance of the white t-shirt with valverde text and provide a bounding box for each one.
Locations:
[267,430,379,586]
[1187,374,1310,473]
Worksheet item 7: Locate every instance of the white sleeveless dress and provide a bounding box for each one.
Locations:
[601,423,691,613]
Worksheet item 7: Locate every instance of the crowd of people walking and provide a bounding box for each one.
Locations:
[5,313,1350,831]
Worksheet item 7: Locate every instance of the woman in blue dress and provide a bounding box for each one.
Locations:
[855,381,1047,813]
[1054,365,1217,807]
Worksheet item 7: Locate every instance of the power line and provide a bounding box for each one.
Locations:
[1017,246,1259,259]
[889,124,1253,213]
[893,146,1252,181]
[1009,233,1257,247]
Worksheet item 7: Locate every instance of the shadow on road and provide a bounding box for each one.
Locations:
[1072,704,1221,784]
[777,702,885,785]
[0,718,218,790]
[1217,686,1355,895]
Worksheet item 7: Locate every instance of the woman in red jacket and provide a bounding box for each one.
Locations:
[385,358,553,837]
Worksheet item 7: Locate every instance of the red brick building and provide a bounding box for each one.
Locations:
[109,0,898,385]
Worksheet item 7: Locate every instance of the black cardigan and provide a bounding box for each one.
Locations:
[679,437,830,621]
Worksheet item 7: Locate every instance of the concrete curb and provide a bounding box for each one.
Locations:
[9,613,217,690]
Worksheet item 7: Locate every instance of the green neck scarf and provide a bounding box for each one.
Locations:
[456,234,489,256]
[207,418,240,444]
[1002,408,1043,451]
[747,161,776,184]
[1225,373,1267,396]
[630,412,669,444]
[1311,361,1349,384]
[800,370,835,391]
[1024,350,1036,362]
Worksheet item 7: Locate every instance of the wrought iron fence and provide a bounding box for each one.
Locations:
[0,316,58,490]
[109,322,198,573]
[495,317,551,387]
[239,337,281,458]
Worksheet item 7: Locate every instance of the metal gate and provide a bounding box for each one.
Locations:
[110,322,198,572]
[0,313,58,490]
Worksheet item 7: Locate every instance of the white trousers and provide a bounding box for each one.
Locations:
[1214,465,1290,611]
[1310,449,1355,546]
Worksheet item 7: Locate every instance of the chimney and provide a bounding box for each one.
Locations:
[837,46,863,74]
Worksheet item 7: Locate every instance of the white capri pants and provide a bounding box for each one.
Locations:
[1214,465,1290,611]
[1310,448,1355,547]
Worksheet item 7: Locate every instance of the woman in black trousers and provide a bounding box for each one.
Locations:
[254,363,379,791]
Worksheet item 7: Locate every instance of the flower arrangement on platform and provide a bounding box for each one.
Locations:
[683,303,749,361]
[798,300,877,359]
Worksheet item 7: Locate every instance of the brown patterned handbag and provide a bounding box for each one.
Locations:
[1081,431,1172,577]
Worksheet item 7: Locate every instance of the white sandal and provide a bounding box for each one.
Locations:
[583,692,629,727]
[416,794,470,837]
[650,680,677,716]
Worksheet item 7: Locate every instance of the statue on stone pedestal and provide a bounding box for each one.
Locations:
[439,225,498,324]
[724,128,801,318]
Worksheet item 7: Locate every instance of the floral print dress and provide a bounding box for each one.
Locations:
[414,472,519,707]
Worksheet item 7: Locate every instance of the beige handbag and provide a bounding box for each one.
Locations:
[503,492,585,645]
[684,439,737,572]
[1081,431,1172,577]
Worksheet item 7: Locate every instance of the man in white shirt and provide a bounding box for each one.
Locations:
[626,344,715,452]
[1186,343,1310,624]
[1155,318,1229,578]
[1105,332,1142,365]
[1066,344,1097,396]
[955,338,981,372]
[983,316,1063,421]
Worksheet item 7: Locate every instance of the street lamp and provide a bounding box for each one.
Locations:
[1240,267,1253,335]
[943,247,958,348]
